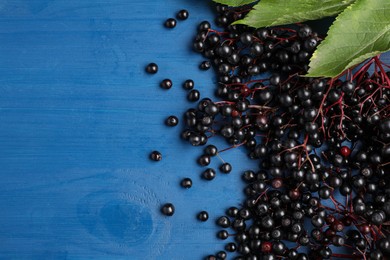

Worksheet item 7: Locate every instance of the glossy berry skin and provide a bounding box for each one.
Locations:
[319,247,332,259]
[217,216,231,228]
[226,207,239,217]
[181,178,192,188]
[216,251,227,259]
[298,25,312,38]
[165,115,179,127]
[193,41,205,53]
[150,151,162,161]
[332,235,345,247]
[198,211,209,221]
[340,146,351,157]
[220,163,232,173]
[202,168,216,180]
[198,155,211,166]
[183,79,194,90]
[370,210,385,225]
[161,203,175,216]
[198,21,211,31]
[378,238,390,255]
[341,81,356,94]
[177,9,189,20]
[164,18,177,28]
[225,243,237,252]
[204,145,218,156]
[217,230,229,240]
[200,61,211,70]
[146,63,158,74]
[160,79,173,89]
[242,170,256,183]
[188,90,200,102]
[370,250,384,260]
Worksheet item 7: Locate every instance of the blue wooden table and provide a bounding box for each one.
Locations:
[0,1,258,259]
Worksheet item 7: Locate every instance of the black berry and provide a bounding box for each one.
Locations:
[146,63,158,74]
[166,115,179,127]
[160,79,173,89]
[161,203,175,216]
[164,18,176,28]
[181,178,192,188]
[198,211,209,221]
[150,151,162,161]
[177,10,189,20]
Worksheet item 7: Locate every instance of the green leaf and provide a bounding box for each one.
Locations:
[234,0,355,28]
[307,0,390,77]
[212,0,257,7]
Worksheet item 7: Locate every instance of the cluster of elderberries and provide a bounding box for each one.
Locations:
[177,3,390,260]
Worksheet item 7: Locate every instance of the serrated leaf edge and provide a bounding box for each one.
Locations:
[212,0,256,7]
[233,0,355,28]
[307,0,390,77]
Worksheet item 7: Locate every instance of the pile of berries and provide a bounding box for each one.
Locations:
[152,3,390,260]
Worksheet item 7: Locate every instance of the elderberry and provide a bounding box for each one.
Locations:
[160,79,172,89]
[177,10,189,20]
[157,3,390,259]
[165,115,179,126]
[200,61,211,70]
[198,211,209,222]
[150,151,162,161]
[217,216,231,228]
[161,203,175,216]
[187,89,200,102]
[183,79,194,90]
[164,18,177,28]
[202,168,216,180]
[181,178,192,188]
[219,163,232,173]
[146,63,158,74]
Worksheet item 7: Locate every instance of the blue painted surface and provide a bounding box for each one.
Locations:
[0,1,258,259]
[1,1,389,260]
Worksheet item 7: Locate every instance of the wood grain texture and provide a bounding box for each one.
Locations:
[0,0,258,259]
[1,1,389,259]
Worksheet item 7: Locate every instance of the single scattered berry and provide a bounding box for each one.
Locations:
[217,230,229,240]
[202,168,216,180]
[180,178,192,188]
[150,151,162,161]
[177,9,189,20]
[166,115,179,127]
[164,18,177,28]
[198,155,211,166]
[187,89,200,102]
[146,63,158,74]
[160,79,173,89]
[197,211,209,221]
[183,79,194,90]
[219,162,232,173]
[161,203,175,216]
